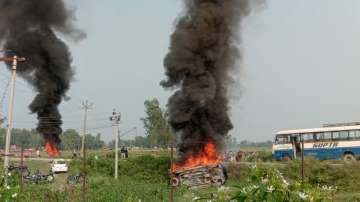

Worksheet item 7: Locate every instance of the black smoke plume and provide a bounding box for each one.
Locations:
[0,0,84,148]
[162,0,252,161]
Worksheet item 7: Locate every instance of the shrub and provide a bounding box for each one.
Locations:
[0,173,20,202]
[231,165,336,202]
[282,158,360,192]
[258,151,273,162]
[70,154,171,182]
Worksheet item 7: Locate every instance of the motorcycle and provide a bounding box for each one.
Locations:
[7,164,30,176]
[23,170,54,184]
[67,172,85,185]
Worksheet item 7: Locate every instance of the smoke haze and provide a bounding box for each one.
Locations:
[0,0,84,147]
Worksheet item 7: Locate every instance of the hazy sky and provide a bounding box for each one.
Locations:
[1,0,360,143]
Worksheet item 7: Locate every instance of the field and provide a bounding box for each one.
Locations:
[2,149,360,202]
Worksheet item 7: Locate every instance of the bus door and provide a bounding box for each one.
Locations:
[291,135,302,159]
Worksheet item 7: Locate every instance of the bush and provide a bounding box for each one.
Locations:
[119,155,170,182]
[227,163,252,182]
[231,165,336,202]
[282,158,360,192]
[86,177,186,202]
[258,151,273,162]
[70,154,171,182]
[0,173,20,201]
[18,176,186,202]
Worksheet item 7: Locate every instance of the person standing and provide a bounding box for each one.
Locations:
[36,148,40,158]
[124,147,128,159]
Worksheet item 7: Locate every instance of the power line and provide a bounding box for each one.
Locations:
[87,125,112,131]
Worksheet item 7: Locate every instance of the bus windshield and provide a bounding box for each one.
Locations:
[275,135,290,144]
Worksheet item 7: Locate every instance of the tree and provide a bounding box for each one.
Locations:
[134,136,149,148]
[140,98,173,148]
[0,127,106,151]
[60,129,81,150]
[84,133,105,150]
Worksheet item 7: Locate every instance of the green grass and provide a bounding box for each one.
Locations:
[3,151,360,201]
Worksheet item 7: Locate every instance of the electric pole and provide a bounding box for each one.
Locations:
[81,100,93,156]
[0,55,26,182]
[81,100,92,202]
[110,110,121,179]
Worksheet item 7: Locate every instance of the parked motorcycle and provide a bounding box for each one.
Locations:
[67,173,85,185]
[7,164,30,176]
[23,170,54,184]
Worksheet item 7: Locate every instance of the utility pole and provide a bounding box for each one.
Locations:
[0,55,26,182]
[81,100,93,156]
[301,137,305,184]
[169,141,175,202]
[81,100,92,202]
[110,110,121,179]
[20,146,24,191]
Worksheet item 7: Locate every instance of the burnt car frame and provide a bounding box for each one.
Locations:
[170,164,227,188]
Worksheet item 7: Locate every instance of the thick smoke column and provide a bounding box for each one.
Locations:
[0,0,84,150]
[162,0,252,161]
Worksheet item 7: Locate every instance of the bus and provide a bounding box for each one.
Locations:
[272,124,360,161]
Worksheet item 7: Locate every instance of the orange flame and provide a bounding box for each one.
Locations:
[45,140,59,157]
[172,139,221,172]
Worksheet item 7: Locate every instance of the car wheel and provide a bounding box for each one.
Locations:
[170,177,179,187]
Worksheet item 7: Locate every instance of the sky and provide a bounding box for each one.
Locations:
[1,0,360,143]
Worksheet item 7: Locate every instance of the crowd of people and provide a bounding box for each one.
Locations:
[223,150,260,162]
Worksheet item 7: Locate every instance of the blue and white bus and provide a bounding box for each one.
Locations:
[273,124,360,161]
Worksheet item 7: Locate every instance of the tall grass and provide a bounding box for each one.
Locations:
[15,154,182,202]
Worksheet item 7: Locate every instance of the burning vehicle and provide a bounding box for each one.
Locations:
[162,0,252,189]
[170,163,227,188]
[170,140,228,188]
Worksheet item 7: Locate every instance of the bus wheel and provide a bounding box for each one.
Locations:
[343,153,356,162]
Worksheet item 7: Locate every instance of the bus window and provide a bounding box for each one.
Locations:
[355,130,360,139]
[313,134,317,141]
[332,132,340,140]
[339,131,349,140]
[314,133,324,141]
[349,130,360,140]
[349,130,355,139]
[323,132,332,141]
[303,134,313,142]
[275,136,289,144]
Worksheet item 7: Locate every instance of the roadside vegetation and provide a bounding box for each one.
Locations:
[0,151,358,201]
[0,101,358,201]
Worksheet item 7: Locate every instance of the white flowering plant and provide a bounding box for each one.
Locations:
[191,185,233,202]
[0,173,20,202]
[231,166,336,202]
